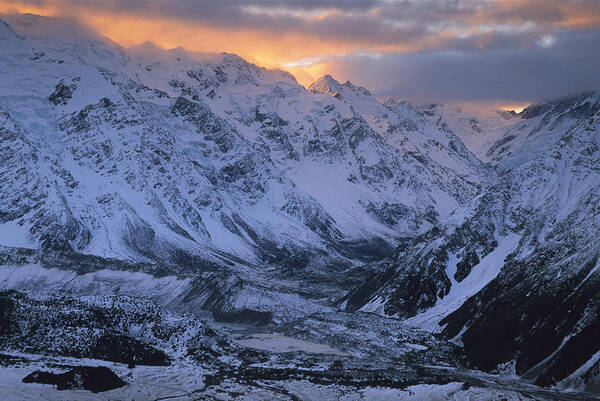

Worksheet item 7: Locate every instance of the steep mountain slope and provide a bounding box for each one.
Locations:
[2,11,600,399]
[308,75,485,193]
[0,14,486,316]
[485,92,600,169]
[419,95,600,171]
[418,103,519,161]
[342,92,600,390]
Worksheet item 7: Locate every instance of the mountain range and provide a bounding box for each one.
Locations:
[1,13,599,399]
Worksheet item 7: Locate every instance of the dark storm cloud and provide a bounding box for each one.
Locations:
[22,0,430,44]
[327,29,600,103]
[22,0,599,46]
[13,1,600,48]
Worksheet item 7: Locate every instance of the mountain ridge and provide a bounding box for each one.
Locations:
[2,12,600,396]
[0,14,485,318]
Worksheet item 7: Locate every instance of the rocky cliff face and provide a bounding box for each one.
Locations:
[0,15,486,313]
[342,92,600,391]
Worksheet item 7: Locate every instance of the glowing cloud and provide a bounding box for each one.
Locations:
[2,0,600,102]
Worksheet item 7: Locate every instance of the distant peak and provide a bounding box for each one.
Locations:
[138,40,160,48]
[383,97,416,114]
[323,74,339,85]
[307,74,343,95]
[519,91,600,119]
[496,109,518,120]
[308,74,372,99]
[318,74,337,83]
[130,40,164,53]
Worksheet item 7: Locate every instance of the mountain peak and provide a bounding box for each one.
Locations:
[308,74,372,101]
[307,74,343,95]
[383,97,416,114]
[519,90,600,119]
[2,13,102,43]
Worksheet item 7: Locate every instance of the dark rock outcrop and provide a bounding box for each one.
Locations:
[23,366,126,393]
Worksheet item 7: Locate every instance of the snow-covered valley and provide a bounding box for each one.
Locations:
[1,12,600,400]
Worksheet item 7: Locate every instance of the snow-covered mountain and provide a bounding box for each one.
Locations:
[417,103,519,161]
[0,14,487,314]
[2,12,600,398]
[342,92,600,390]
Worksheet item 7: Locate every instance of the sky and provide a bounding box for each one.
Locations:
[2,0,600,108]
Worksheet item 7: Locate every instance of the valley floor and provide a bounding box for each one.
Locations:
[0,353,534,401]
[1,287,598,400]
[2,329,598,401]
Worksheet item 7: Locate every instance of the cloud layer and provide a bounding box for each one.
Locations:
[2,0,600,104]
